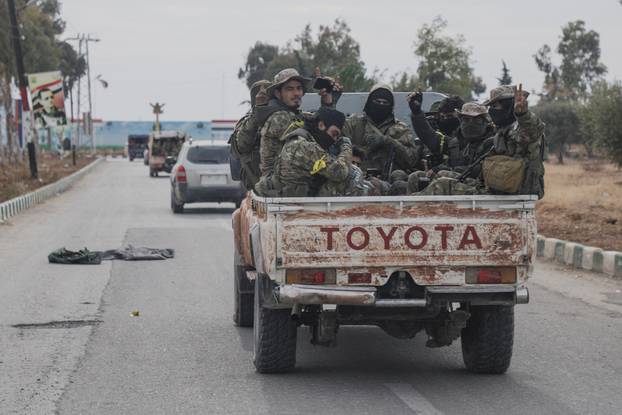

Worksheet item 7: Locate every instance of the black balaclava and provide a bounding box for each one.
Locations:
[437,95,464,135]
[439,116,460,136]
[365,88,394,125]
[310,107,346,151]
[489,98,516,127]
[460,116,489,141]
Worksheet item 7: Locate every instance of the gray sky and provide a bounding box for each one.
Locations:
[60,0,622,121]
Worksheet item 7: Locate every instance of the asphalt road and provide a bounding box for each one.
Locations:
[1,158,622,415]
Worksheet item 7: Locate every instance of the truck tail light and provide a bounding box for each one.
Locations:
[348,272,372,284]
[286,269,336,285]
[466,267,516,284]
[176,165,187,183]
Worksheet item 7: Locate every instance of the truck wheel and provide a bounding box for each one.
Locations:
[129,156,134,162]
[253,274,297,373]
[233,252,254,327]
[170,190,184,213]
[461,305,514,374]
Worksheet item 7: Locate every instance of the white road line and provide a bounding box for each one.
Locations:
[385,383,444,415]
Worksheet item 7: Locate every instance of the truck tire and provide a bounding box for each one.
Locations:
[253,274,297,373]
[233,252,254,327]
[461,305,514,374]
[170,190,184,214]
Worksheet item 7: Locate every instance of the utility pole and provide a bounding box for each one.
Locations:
[7,0,37,178]
[67,34,100,155]
[84,35,99,153]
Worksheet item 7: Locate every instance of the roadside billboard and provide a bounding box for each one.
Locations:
[27,71,67,128]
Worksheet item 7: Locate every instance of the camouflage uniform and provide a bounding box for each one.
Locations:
[343,84,423,179]
[454,102,496,179]
[270,128,352,197]
[484,86,546,198]
[230,80,272,190]
[259,69,312,177]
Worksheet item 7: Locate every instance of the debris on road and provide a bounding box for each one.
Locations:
[130,311,140,317]
[48,245,174,264]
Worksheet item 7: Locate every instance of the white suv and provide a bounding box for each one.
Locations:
[170,140,244,213]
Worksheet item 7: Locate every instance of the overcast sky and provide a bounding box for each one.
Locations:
[60,0,622,121]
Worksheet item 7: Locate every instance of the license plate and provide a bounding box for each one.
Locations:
[201,175,227,185]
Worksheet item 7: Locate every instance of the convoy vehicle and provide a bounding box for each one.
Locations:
[300,91,446,128]
[148,130,188,177]
[126,134,149,161]
[170,140,244,213]
[233,194,535,374]
[231,92,534,374]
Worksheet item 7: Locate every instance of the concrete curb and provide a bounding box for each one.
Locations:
[537,234,622,279]
[0,157,104,223]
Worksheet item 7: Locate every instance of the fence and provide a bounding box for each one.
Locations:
[0,158,104,222]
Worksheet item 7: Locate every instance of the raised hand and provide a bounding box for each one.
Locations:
[407,91,423,114]
[514,83,528,115]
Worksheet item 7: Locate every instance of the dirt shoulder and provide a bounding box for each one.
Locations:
[536,159,622,252]
[0,152,95,203]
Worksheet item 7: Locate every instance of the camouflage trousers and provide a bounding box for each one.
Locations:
[411,170,484,196]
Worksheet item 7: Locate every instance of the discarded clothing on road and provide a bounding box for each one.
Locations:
[48,245,175,265]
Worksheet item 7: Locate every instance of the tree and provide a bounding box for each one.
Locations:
[534,20,607,101]
[498,61,512,85]
[580,81,622,167]
[533,100,581,163]
[390,72,419,92]
[238,19,376,92]
[413,17,486,99]
[0,0,82,160]
[237,41,280,89]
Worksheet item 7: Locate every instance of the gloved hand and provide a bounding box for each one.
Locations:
[336,136,352,148]
[407,91,423,114]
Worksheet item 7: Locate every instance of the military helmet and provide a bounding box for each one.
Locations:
[455,102,488,117]
[483,85,529,106]
[425,100,442,116]
[266,68,312,98]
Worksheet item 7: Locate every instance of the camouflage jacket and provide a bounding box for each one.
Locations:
[411,111,463,169]
[230,112,260,190]
[343,114,422,179]
[274,128,352,197]
[259,99,302,176]
[491,111,546,198]
[456,129,496,179]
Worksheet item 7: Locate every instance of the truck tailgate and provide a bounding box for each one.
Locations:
[258,196,537,279]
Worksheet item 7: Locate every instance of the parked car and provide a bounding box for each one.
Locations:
[170,140,245,213]
[148,130,187,177]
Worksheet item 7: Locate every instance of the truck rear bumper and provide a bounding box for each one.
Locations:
[277,284,529,307]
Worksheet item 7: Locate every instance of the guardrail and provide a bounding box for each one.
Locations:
[0,157,104,223]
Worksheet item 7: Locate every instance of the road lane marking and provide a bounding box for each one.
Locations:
[385,383,444,415]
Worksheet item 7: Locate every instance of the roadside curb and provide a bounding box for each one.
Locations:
[0,157,104,223]
[537,235,622,279]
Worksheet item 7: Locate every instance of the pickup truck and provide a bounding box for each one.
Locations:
[232,193,536,374]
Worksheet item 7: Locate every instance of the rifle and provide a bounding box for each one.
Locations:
[457,145,495,182]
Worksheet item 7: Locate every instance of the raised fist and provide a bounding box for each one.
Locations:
[407,91,423,114]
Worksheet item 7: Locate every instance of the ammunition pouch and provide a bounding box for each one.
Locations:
[482,155,526,194]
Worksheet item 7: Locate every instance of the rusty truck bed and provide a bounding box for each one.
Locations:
[234,193,537,289]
